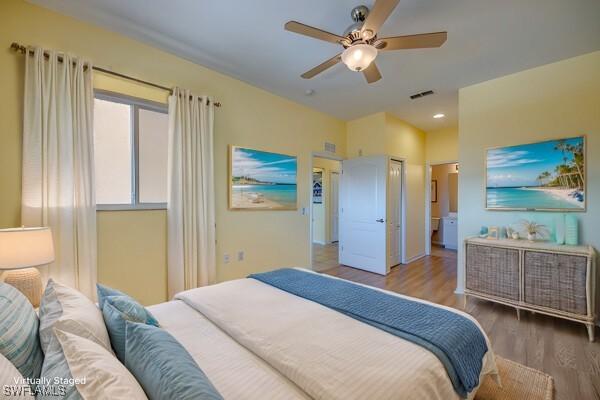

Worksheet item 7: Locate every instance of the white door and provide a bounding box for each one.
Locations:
[339,156,388,275]
[330,172,340,242]
[388,160,402,266]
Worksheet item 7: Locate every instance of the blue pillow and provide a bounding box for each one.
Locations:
[102,295,159,361]
[96,283,127,310]
[38,335,82,400]
[124,321,223,400]
[96,283,159,326]
[0,283,43,382]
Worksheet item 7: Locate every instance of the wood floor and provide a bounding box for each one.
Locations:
[313,243,600,400]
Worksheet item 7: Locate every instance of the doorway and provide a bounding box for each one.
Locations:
[311,155,342,272]
[426,162,459,255]
[338,155,405,275]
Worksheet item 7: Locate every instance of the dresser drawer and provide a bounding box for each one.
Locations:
[523,251,587,315]
[466,244,520,301]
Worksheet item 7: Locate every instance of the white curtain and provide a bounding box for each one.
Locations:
[167,87,216,298]
[21,47,97,299]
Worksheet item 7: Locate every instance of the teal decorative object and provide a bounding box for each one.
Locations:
[555,214,566,245]
[565,214,579,245]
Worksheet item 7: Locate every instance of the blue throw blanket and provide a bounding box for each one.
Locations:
[249,268,487,398]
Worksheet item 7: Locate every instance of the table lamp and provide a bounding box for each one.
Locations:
[0,227,54,307]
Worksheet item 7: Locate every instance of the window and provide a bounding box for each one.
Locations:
[93,91,168,210]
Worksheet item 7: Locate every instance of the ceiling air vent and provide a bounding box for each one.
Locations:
[410,90,434,100]
[324,142,336,153]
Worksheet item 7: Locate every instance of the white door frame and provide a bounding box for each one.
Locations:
[390,157,408,265]
[330,170,340,243]
[309,152,344,269]
[425,160,458,256]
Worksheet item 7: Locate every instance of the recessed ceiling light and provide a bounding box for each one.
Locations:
[433,113,445,119]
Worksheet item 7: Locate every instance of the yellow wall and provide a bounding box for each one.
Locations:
[426,127,459,164]
[346,113,427,261]
[0,0,346,304]
[312,158,342,244]
[458,51,600,293]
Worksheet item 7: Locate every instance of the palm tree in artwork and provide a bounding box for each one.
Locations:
[538,171,551,186]
[566,142,585,189]
[552,139,584,190]
[554,139,570,165]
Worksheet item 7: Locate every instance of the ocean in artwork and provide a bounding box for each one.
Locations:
[230,147,297,209]
[487,187,582,209]
[486,137,585,210]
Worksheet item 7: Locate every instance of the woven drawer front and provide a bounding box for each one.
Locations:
[523,251,587,315]
[466,244,519,300]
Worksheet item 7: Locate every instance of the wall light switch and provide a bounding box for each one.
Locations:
[223,254,230,264]
[237,251,244,261]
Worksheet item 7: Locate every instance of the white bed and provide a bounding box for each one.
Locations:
[149,269,498,400]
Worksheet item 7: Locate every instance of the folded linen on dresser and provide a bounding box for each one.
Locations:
[249,268,487,398]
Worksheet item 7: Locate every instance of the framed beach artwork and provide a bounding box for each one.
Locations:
[229,146,298,210]
[486,136,585,211]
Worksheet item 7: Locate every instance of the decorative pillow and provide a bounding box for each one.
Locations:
[96,283,127,310]
[102,296,160,361]
[0,353,35,399]
[38,333,81,400]
[39,279,112,354]
[0,283,43,382]
[96,284,158,325]
[124,321,223,400]
[37,329,147,400]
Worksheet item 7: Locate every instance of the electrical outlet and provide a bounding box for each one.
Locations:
[237,251,244,261]
[223,253,230,264]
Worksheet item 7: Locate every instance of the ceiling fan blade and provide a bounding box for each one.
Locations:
[301,54,342,79]
[363,62,382,84]
[376,32,448,51]
[361,0,400,38]
[285,21,347,44]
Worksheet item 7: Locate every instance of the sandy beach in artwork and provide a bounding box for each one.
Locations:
[231,191,286,209]
[522,187,583,206]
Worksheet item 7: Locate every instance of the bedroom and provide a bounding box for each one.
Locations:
[0,0,599,399]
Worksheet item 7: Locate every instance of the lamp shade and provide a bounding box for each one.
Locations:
[0,227,55,270]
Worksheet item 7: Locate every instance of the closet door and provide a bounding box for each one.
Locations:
[339,156,388,275]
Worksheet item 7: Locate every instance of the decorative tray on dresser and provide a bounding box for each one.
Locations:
[464,237,597,341]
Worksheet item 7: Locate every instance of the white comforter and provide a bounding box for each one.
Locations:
[173,270,498,400]
[148,300,310,400]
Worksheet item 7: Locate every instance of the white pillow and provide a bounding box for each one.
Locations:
[0,353,35,399]
[39,279,112,353]
[54,329,147,400]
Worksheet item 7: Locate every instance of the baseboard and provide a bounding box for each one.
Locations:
[405,253,426,264]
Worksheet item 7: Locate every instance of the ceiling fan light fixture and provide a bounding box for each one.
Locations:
[341,44,377,72]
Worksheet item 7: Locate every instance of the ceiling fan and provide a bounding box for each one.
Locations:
[284,0,447,84]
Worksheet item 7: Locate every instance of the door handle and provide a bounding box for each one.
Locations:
[376,219,384,223]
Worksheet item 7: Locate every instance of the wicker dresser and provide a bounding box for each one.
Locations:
[464,237,596,341]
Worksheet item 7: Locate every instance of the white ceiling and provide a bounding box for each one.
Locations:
[30,0,600,131]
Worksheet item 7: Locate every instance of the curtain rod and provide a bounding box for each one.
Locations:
[10,42,221,108]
